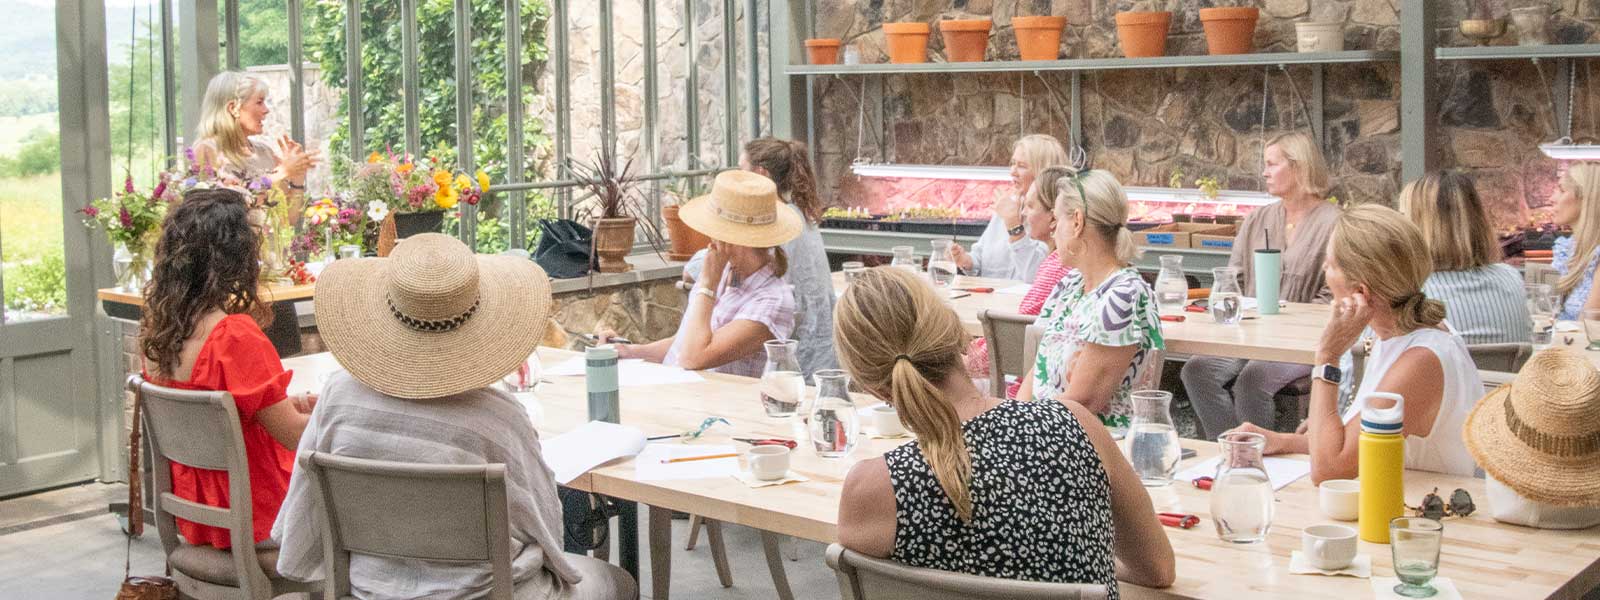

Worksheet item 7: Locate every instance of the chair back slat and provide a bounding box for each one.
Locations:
[1467,342,1533,373]
[159,493,235,529]
[826,544,1107,600]
[979,309,1038,398]
[136,380,244,471]
[299,452,507,563]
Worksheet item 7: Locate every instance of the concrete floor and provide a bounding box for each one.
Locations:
[0,482,839,600]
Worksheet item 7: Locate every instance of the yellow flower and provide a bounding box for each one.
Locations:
[432,170,452,189]
[476,170,491,191]
[454,173,472,191]
[366,151,382,164]
[435,184,459,209]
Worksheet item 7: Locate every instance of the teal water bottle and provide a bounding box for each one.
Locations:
[586,345,620,423]
[1253,248,1282,315]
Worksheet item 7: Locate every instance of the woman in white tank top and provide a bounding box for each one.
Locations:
[1230,205,1483,482]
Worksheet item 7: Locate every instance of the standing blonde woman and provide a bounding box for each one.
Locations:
[1550,163,1600,319]
[191,71,320,205]
[834,267,1174,595]
[1398,171,1530,344]
[1016,169,1165,430]
[949,134,1064,282]
[1233,205,1483,482]
[1183,131,1339,438]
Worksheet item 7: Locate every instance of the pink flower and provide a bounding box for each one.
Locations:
[124,175,135,194]
[152,179,167,200]
[119,207,133,228]
[80,205,99,218]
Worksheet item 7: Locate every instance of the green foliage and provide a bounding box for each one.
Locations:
[230,0,291,68]
[3,251,66,314]
[0,129,60,178]
[0,173,66,316]
[443,190,559,253]
[0,78,58,118]
[108,20,169,176]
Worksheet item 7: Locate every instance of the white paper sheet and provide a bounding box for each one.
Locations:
[544,357,707,386]
[1174,456,1312,491]
[539,421,647,484]
[634,443,739,481]
[994,283,1032,295]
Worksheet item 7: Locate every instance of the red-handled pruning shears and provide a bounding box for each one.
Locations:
[1159,512,1200,529]
[956,287,994,293]
[733,437,798,449]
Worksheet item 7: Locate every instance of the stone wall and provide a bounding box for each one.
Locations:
[549,278,688,346]
[812,0,1600,229]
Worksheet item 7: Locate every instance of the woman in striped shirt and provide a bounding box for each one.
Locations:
[1398,171,1530,345]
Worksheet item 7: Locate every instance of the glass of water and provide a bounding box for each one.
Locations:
[1123,390,1181,486]
[1390,517,1444,598]
[841,260,866,284]
[929,240,958,289]
[1526,283,1556,350]
[1209,267,1243,324]
[1210,431,1274,543]
[338,244,362,260]
[501,351,542,393]
[1584,308,1600,351]
[760,340,804,417]
[809,369,859,458]
[889,245,921,273]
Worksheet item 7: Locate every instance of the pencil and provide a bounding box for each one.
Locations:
[661,453,738,464]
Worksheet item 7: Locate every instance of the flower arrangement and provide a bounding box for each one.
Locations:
[355,149,489,214]
[81,172,176,257]
[292,195,373,260]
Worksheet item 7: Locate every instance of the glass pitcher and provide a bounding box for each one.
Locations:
[1209,267,1243,325]
[1154,255,1187,315]
[759,340,804,418]
[890,245,921,274]
[928,239,957,288]
[1211,431,1274,543]
[1123,390,1181,486]
[809,369,859,458]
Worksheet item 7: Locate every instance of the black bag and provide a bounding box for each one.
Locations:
[533,219,593,279]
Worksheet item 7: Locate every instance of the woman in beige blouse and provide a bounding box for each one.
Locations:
[1181,131,1340,439]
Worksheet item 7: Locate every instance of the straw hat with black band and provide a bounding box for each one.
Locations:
[316,233,552,399]
[1465,350,1600,508]
[678,169,803,248]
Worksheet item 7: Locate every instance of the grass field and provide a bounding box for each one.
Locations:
[0,113,55,155]
[1,172,66,315]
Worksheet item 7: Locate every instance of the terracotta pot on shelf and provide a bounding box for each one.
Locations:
[1012,15,1067,61]
[1199,7,1260,55]
[804,38,842,65]
[1115,11,1171,58]
[883,22,932,63]
[661,205,711,261]
[591,217,637,273]
[939,18,992,62]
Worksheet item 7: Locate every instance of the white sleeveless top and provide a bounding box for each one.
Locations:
[1341,327,1482,477]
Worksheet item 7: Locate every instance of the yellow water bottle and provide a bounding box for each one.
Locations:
[1358,392,1406,543]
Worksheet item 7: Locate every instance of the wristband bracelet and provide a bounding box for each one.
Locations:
[691,287,716,302]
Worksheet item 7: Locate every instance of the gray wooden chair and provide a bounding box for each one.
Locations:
[296,451,517,600]
[978,309,1039,398]
[128,375,321,600]
[825,544,1109,600]
[1467,342,1533,373]
[1526,262,1560,289]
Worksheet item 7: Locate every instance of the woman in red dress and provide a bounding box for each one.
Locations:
[139,188,315,548]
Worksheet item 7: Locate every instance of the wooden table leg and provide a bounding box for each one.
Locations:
[704,519,733,587]
[761,531,795,600]
[685,514,703,550]
[648,506,672,600]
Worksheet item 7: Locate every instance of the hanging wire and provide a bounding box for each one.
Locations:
[1532,58,1559,141]
[835,74,880,163]
[1032,71,1087,170]
[1259,66,1270,171]
[148,0,158,177]
[1566,59,1577,141]
[1277,65,1316,146]
[126,1,138,176]
[1018,73,1026,140]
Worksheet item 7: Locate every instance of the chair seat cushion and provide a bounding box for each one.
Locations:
[169,541,282,587]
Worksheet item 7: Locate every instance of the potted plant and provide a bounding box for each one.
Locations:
[569,152,664,273]
[662,177,713,261]
[804,38,842,64]
[1460,0,1506,46]
[939,17,993,62]
[1116,2,1174,58]
[1011,14,1067,61]
[354,149,482,256]
[884,21,932,63]
[1199,1,1261,55]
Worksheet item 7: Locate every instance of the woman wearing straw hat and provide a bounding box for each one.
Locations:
[273,234,637,599]
[602,169,802,377]
[1465,350,1600,529]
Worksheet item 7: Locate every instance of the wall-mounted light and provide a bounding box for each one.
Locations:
[850,163,1276,207]
[1540,140,1600,161]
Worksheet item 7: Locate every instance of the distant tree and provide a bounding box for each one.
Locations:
[0,130,60,178]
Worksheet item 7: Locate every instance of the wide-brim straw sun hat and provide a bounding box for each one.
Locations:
[678,169,804,248]
[1464,349,1600,507]
[316,233,552,399]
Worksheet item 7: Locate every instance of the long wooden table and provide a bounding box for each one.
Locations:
[97,283,314,321]
[282,349,1600,599]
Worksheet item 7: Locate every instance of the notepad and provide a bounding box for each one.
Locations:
[544,357,706,386]
[539,421,647,484]
[635,444,740,481]
[1175,456,1312,491]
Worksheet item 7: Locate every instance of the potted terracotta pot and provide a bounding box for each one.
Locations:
[1115,11,1171,58]
[804,38,842,65]
[939,18,992,62]
[661,204,711,261]
[1012,15,1067,61]
[591,216,637,273]
[884,22,932,64]
[1199,7,1260,55]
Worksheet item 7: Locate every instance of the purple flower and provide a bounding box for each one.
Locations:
[152,179,167,200]
[81,205,100,218]
[123,175,135,194]
[119,207,133,228]
[183,177,197,188]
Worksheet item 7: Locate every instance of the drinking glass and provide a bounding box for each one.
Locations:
[928,240,958,289]
[841,260,866,284]
[338,244,362,260]
[1585,309,1600,351]
[759,340,804,418]
[1123,390,1181,486]
[501,352,542,393]
[1153,255,1187,315]
[1526,283,1556,350]
[1209,267,1243,325]
[889,245,921,274]
[1211,431,1274,543]
[809,369,859,458]
[1390,517,1444,598]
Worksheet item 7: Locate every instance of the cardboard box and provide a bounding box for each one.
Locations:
[1191,224,1239,251]
[1137,223,1234,249]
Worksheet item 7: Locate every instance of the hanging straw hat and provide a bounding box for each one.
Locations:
[315,233,552,399]
[678,170,803,248]
[1465,350,1600,507]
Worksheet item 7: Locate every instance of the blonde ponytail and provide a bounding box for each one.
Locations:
[1113,226,1141,264]
[834,267,975,521]
[1332,205,1445,334]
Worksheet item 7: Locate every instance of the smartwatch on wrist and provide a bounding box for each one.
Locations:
[1312,363,1343,385]
[1006,223,1025,237]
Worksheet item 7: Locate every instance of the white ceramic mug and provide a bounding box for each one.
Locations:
[870,405,907,437]
[748,445,791,481]
[1302,524,1358,571]
[1319,479,1360,521]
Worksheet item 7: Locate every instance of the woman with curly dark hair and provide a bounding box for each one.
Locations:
[140,187,314,549]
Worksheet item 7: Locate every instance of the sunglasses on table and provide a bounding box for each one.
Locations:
[1408,487,1475,520]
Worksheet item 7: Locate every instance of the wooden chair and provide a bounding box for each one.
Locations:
[1467,342,1533,373]
[128,375,321,600]
[296,451,516,600]
[978,309,1039,398]
[825,544,1109,600]
[1526,262,1560,289]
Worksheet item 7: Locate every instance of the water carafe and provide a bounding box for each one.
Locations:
[759,340,804,418]
[1211,431,1274,543]
[1210,267,1243,325]
[1154,255,1187,315]
[1123,390,1181,486]
[1359,392,1406,543]
[890,245,921,274]
[929,239,958,288]
[809,369,859,458]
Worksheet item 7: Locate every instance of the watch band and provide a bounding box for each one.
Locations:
[1007,223,1025,236]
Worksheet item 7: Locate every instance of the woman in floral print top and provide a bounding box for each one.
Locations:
[1017,169,1165,429]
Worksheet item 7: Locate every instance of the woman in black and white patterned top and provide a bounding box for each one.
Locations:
[833,267,1176,597]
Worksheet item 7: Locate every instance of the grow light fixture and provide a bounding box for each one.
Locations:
[1540,139,1600,161]
[849,163,1276,207]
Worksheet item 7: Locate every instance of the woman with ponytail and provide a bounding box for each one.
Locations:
[834,267,1173,594]
[1232,205,1484,481]
[1015,170,1165,430]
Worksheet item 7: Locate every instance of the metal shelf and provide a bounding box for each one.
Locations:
[785,50,1399,76]
[1436,44,1600,61]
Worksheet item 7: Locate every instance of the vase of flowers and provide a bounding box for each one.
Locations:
[356,150,488,257]
[82,173,175,292]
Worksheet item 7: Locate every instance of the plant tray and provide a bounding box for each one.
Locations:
[821,216,900,232]
[892,218,988,237]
